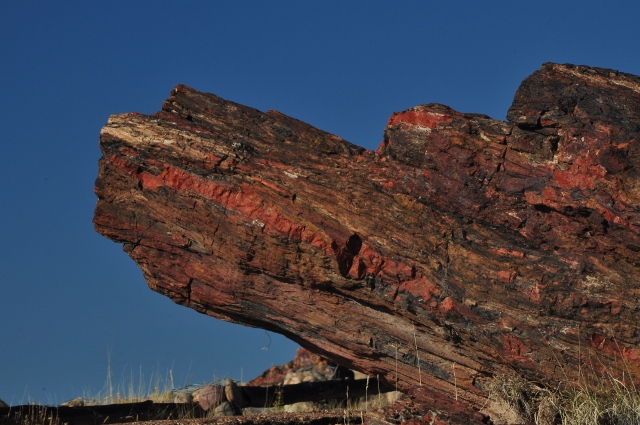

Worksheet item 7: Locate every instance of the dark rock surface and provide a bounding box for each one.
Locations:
[94,63,640,423]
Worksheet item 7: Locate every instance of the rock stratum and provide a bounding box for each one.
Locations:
[94,63,640,423]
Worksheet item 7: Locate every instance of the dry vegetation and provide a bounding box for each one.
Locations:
[488,358,640,425]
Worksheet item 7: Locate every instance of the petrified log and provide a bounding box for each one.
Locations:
[242,377,390,408]
[94,63,640,422]
[0,381,389,425]
[0,400,207,425]
[196,378,393,412]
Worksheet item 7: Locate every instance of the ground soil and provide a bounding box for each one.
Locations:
[110,410,359,425]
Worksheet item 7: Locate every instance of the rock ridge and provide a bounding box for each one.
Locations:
[94,63,640,423]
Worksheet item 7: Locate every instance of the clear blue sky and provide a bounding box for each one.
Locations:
[1,0,639,405]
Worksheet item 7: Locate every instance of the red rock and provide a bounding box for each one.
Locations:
[94,63,640,424]
[246,347,333,387]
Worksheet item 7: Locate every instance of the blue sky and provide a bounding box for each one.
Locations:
[1,0,639,405]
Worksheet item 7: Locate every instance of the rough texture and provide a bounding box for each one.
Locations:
[106,411,358,425]
[247,347,342,387]
[247,348,336,387]
[94,63,640,423]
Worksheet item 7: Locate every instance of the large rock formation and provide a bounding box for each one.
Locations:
[94,63,640,423]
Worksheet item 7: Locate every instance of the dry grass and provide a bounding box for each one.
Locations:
[84,363,179,405]
[79,352,209,406]
[488,364,640,425]
[550,370,640,425]
[3,405,59,425]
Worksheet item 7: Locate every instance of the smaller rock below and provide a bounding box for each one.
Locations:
[247,348,334,387]
[213,401,236,417]
[282,366,329,385]
[225,378,245,415]
[193,383,225,412]
[60,397,85,407]
[172,390,193,404]
[0,399,8,408]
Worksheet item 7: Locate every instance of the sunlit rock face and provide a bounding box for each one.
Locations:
[94,63,640,423]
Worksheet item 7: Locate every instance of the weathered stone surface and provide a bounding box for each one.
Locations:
[247,347,361,413]
[60,397,86,407]
[193,383,225,412]
[94,63,640,423]
[247,347,339,387]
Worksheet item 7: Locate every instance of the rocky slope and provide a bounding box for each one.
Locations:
[94,63,640,423]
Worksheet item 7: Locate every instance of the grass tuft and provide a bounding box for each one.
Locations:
[488,365,640,425]
[5,405,59,425]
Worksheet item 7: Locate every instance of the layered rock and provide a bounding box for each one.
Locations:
[94,63,640,423]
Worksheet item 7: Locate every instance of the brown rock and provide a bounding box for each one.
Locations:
[212,401,237,417]
[60,397,85,407]
[224,378,245,414]
[193,383,225,411]
[246,347,336,387]
[94,63,640,423]
[172,390,194,404]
